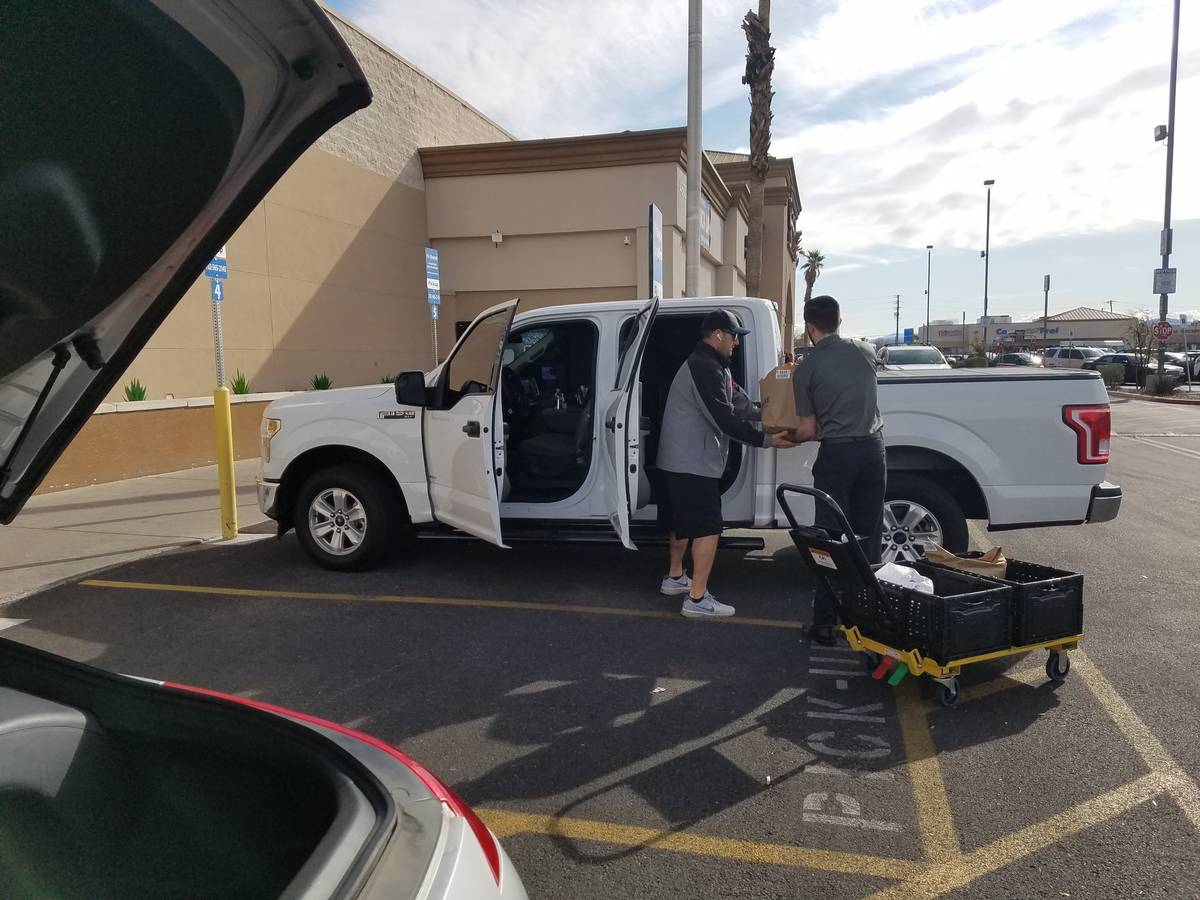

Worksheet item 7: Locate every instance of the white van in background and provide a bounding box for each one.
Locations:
[1044,346,1105,369]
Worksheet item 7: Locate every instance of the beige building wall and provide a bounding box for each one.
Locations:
[315,8,514,189]
[422,134,753,333]
[108,9,513,402]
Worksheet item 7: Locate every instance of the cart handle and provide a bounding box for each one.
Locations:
[776,483,878,578]
[776,483,856,537]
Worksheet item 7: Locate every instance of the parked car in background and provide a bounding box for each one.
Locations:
[1044,347,1105,369]
[991,352,1043,367]
[1083,353,1185,385]
[878,345,952,370]
[1164,351,1200,380]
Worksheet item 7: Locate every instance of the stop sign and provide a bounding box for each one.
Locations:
[1153,321,1174,341]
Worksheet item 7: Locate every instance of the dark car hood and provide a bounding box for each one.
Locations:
[0,0,370,522]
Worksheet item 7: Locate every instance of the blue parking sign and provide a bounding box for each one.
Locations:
[425,248,441,305]
[210,279,224,302]
[205,245,228,281]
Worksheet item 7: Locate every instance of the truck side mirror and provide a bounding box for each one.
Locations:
[395,371,426,407]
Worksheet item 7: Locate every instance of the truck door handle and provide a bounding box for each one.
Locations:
[462,421,481,438]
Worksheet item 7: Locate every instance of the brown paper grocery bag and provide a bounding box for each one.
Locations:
[759,364,800,433]
[925,545,1008,579]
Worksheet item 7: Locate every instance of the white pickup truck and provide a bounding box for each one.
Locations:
[256,297,1121,570]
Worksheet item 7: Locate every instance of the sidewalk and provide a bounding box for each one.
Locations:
[1,459,268,604]
[1110,382,1200,405]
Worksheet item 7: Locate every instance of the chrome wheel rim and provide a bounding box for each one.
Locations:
[308,488,367,556]
[880,499,943,564]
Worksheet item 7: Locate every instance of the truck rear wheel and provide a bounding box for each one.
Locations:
[882,474,968,564]
[294,466,398,571]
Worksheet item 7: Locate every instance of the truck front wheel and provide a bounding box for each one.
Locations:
[294,466,397,571]
[882,474,969,564]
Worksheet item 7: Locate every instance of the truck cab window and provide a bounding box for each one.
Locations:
[501,320,599,503]
[435,307,511,408]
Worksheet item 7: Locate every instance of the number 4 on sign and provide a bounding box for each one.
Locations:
[210,280,224,302]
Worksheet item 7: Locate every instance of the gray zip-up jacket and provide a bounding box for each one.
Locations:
[657,342,769,479]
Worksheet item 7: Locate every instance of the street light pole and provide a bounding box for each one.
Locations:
[981,179,995,353]
[1043,275,1051,351]
[685,0,703,297]
[1154,0,1181,378]
[925,244,933,344]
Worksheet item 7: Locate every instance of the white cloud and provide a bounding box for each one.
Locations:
[768,0,1199,252]
[348,0,750,137]
[342,0,1198,262]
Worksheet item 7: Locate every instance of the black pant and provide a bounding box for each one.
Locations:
[811,435,887,627]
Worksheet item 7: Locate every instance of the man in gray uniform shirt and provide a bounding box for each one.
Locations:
[790,295,885,645]
[657,309,796,618]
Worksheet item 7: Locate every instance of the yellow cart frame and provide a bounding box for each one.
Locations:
[777,483,1082,707]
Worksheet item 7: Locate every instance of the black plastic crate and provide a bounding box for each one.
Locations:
[1006,560,1084,644]
[926,554,1084,646]
[877,562,1013,662]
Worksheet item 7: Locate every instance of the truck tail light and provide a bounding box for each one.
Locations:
[1062,404,1110,465]
[164,683,503,885]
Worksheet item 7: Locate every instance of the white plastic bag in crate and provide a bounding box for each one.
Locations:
[876,562,934,595]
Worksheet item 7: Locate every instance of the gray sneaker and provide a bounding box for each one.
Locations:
[660,573,692,596]
[681,592,735,618]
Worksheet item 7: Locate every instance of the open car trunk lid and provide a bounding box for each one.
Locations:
[0,0,371,521]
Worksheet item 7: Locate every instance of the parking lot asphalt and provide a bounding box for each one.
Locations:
[3,401,1198,898]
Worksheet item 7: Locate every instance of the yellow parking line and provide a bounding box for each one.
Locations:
[866,773,1165,899]
[477,808,923,881]
[78,579,803,630]
[1074,649,1200,832]
[896,684,961,862]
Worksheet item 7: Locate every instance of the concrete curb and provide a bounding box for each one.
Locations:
[1109,389,1200,406]
[0,540,203,608]
[0,531,277,608]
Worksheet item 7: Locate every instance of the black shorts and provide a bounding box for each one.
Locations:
[657,471,723,539]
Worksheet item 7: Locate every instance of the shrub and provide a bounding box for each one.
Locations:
[123,379,147,401]
[231,370,251,395]
[963,355,990,368]
[1098,364,1124,388]
[1148,374,1178,396]
[310,373,332,390]
[379,375,395,384]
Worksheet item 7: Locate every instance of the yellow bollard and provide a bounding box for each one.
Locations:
[213,386,238,539]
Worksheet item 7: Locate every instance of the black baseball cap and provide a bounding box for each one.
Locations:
[702,308,750,336]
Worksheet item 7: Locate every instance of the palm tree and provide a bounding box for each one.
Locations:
[742,1,773,300]
[802,249,825,303]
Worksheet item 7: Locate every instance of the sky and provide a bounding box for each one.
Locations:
[331,0,1197,339]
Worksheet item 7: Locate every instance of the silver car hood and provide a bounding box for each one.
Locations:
[0,0,370,522]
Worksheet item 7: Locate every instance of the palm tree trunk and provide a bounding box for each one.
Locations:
[746,179,765,299]
[742,1,773,303]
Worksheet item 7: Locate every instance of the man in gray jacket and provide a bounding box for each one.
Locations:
[657,309,795,617]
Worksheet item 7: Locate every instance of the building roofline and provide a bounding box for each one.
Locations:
[1047,306,1136,322]
[419,126,746,218]
[714,157,802,214]
[319,3,517,141]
